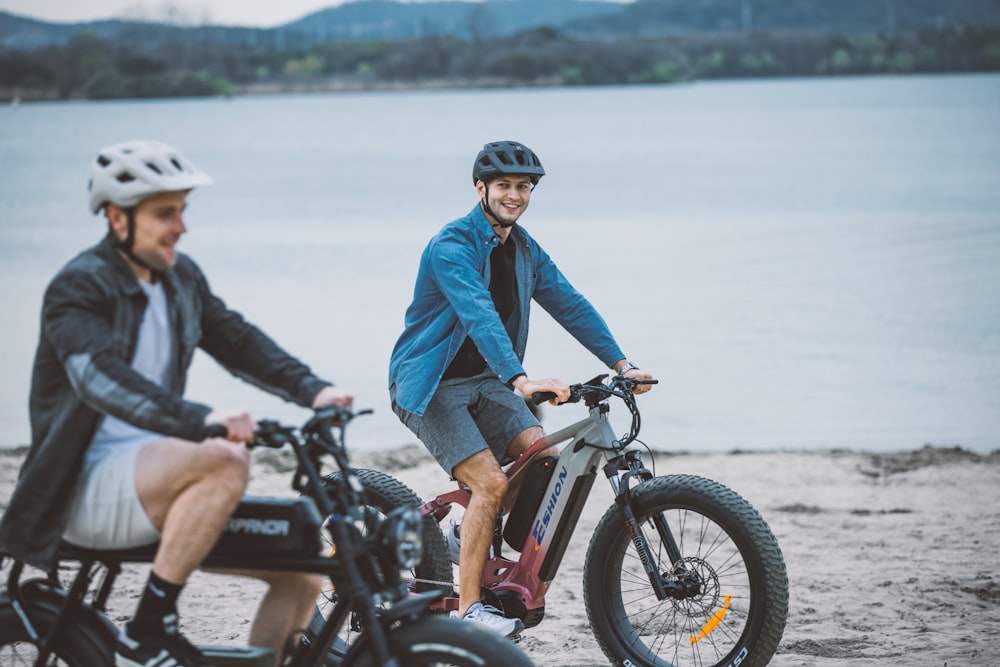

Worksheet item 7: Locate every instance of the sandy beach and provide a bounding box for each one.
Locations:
[2,442,998,666]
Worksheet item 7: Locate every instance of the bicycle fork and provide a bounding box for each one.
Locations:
[605,454,686,602]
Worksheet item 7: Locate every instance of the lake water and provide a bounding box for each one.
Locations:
[1,74,998,454]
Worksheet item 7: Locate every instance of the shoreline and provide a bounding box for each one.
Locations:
[6,71,999,106]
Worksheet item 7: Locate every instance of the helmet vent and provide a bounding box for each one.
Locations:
[471,140,545,185]
[87,139,213,214]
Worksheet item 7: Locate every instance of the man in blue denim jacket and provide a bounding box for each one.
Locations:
[0,140,351,667]
[389,140,654,637]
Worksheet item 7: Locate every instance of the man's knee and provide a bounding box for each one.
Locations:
[198,440,251,494]
[469,467,509,501]
[454,452,508,501]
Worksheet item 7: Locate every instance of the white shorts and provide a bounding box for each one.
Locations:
[63,442,160,549]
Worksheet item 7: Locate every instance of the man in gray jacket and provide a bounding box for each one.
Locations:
[0,140,350,667]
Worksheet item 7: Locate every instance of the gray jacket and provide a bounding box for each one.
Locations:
[0,234,330,568]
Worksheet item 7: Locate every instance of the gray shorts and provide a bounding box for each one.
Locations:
[63,442,160,549]
[391,372,541,477]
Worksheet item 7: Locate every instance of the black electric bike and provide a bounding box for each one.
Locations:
[0,406,536,667]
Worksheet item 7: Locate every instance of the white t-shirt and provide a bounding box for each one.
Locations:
[86,279,176,466]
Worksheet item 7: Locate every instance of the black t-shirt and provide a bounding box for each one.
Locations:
[443,237,519,379]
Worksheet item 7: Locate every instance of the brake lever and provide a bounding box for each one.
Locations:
[249,420,294,449]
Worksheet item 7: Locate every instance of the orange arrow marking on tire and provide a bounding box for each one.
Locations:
[690,594,731,645]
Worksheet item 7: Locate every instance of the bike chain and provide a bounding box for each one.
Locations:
[409,576,455,589]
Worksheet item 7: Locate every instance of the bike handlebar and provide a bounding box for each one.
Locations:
[530,374,658,406]
[202,405,371,448]
[203,423,229,440]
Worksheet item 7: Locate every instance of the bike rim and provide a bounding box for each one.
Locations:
[608,506,755,667]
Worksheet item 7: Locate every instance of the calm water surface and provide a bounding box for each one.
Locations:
[1,74,998,453]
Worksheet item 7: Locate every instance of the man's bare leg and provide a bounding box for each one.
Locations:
[206,569,324,661]
[136,437,251,583]
[451,449,508,618]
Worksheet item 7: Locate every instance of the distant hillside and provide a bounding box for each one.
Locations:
[4,0,1000,54]
[0,1,622,52]
[566,0,1000,37]
[283,0,622,42]
[3,0,999,103]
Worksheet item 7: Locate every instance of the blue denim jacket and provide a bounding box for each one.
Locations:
[389,204,625,415]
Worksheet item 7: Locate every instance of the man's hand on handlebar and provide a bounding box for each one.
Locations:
[621,367,655,395]
[312,385,354,409]
[204,408,256,442]
[512,375,571,406]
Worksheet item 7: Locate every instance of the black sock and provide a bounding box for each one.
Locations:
[126,571,185,640]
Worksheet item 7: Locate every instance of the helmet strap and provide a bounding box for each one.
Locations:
[481,183,514,229]
[110,207,158,280]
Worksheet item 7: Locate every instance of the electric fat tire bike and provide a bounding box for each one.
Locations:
[314,375,789,667]
[0,406,536,667]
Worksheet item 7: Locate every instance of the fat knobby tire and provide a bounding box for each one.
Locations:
[583,474,788,667]
[342,615,536,667]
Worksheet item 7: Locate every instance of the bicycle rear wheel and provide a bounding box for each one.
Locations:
[584,474,788,667]
[342,615,536,667]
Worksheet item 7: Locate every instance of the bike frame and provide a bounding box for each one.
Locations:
[419,376,676,619]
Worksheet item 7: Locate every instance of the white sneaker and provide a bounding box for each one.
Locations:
[452,602,525,638]
[445,520,495,566]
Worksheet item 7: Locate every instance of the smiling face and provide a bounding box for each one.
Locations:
[477,174,534,238]
[107,190,189,281]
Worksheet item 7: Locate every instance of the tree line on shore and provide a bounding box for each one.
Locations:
[2,25,999,102]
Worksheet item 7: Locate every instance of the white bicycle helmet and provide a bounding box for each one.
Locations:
[88,139,213,214]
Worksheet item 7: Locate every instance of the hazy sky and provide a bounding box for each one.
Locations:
[1,0,632,28]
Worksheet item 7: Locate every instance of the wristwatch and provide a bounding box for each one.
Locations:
[617,361,639,376]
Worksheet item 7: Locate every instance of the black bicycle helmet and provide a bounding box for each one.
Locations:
[472,141,545,185]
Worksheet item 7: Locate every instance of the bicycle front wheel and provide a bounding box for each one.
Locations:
[584,474,788,667]
[342,615,536,667]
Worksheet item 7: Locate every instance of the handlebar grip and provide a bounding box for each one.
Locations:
[203,423,228,440]
[530,391,557,405]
